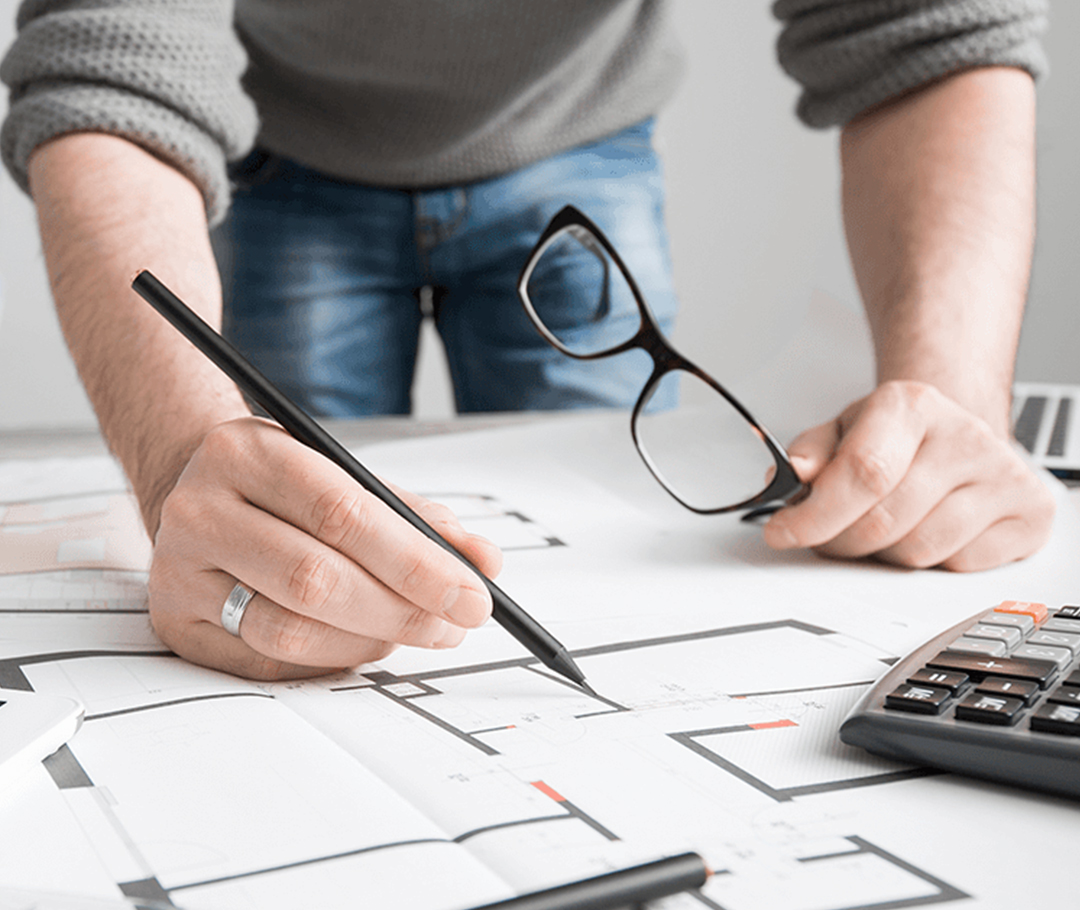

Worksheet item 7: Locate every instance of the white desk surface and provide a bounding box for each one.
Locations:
[2,413,1079,910]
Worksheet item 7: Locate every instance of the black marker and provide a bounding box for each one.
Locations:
[132,270,589,691]
[467,852,710,910]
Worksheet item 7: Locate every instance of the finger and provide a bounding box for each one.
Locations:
[216,581,465,668]
[387,482,504,579]
[764,392,926,550]
[157,614,345,682]
[809,429,983,559]
[199,421,494,627]
[783,420,842,483]
[178,491,480,646]
[872,470,1055,571]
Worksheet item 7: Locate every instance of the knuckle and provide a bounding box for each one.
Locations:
[242,654,298,681]
[308,487,368,549]
[843,446,899,499]
[393,607,442,646]
[285,549,339,615]
[267,609,319,663]
[854,503,900,550]
[419,501,460,532]
[198,421,251,465]
[396,550,434,603]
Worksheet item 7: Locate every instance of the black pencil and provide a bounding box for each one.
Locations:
[132,270,588,689]
[466,852,710,910]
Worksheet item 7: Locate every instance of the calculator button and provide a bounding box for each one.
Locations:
[926,652,1058,687]
[947,637,1008,657]
[1013,644,1073,669]
[1054,605,1080,620]
[908,668,969,693]
[975,677,1040,705]
[982,611,1035,634]
[1046,686,1080,707]
[1027,630,1080,654]
[996,600,1049,624]
[954,692,1025,725]
[884,684,952,715]
[1042,617,1080,635]
[1030,702,1080,736]
[1063,669,1080,688]
[965,624,1023,649]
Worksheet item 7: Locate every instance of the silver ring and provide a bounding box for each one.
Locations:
[221,583,256,637]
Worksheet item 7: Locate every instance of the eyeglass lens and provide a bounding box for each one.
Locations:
[636,370,779,511]
[525,216,784,513]
[523,225,642,356]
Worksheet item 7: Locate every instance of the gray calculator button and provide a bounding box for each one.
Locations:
[948,637,1008,657]
[1013,643,1073,669]
[1042,617,1080,634]
[966,624,1023,648]
[1028,630,1080,654]
[980,612,1035,633]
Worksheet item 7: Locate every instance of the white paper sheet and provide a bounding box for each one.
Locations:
[3,294,1079,909]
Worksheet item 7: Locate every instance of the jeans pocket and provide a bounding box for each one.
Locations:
[228,148,286,192]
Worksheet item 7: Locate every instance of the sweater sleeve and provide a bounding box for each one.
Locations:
[772,0,1049,128]
[1,0,259,224]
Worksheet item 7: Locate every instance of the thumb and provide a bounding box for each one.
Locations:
[784,419,841,484]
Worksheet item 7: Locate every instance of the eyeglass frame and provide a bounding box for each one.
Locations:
[516,204,806,516]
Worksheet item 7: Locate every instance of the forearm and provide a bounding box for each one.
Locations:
[28,133,249,534]
[840,67,1036,437]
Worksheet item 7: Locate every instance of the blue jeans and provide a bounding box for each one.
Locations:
[213,120,678,417]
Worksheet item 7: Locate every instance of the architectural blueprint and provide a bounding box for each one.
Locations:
[3,415,1080,910]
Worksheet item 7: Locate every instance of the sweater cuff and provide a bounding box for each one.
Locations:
[774,0,1049,128]
[2,84,234,224]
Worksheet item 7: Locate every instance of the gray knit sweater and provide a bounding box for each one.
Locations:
[1,0,1049,225]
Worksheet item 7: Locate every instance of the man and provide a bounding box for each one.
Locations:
[1,0,1055,681]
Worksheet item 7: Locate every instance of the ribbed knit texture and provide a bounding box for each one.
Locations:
[2,0,1049,225]
[774,0,1049,127]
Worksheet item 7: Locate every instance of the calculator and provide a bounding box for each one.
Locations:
[840,601,1080,799]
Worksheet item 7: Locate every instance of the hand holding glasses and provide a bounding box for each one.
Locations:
[517,205,807,517]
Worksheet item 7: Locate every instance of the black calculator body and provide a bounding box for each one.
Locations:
[840,601,1080,799]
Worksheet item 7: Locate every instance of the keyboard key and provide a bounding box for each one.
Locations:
[926,652,1058,688]
[1055,605,1080,620]
[948,637,1008,657]
[975,677,1040,705]
[1013,643,1073,669]
[1031,702,1080,736]
[908,668,969,693]
[965,624,1023,649]
[981,611,1035,634]
[1013,396,1046,453]
[955,692,1025,725]
[884,684,952,715]
[1047,686,1080,707]
[995,600,1049,624]
[1028,629,1080,654]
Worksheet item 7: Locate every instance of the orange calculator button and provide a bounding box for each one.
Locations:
[994,600,1049,624]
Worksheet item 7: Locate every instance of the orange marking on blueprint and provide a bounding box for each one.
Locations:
[748,719,797,730]
[530,780,566,802]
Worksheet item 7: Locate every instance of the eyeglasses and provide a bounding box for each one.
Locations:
[516,205,806,516]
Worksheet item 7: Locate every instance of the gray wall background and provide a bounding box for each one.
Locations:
[0,1,1076,431]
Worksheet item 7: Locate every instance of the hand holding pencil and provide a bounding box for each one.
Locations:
[133,270,588,688]
[128,274,505,680]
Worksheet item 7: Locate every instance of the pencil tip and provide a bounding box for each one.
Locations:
[579,681,599,698]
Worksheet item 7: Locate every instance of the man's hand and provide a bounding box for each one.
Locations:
[762,381,1055,571]
[148,418,503,680]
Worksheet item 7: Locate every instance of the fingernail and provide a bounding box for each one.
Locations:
[432,621,467,649]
